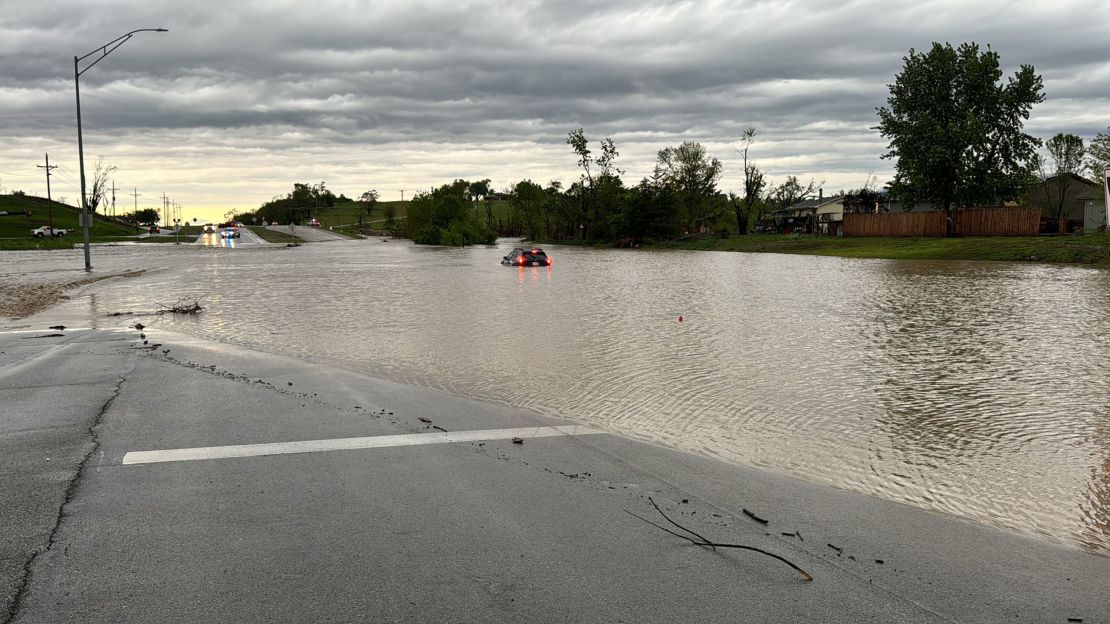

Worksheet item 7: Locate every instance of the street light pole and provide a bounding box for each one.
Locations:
[74,28,168,271]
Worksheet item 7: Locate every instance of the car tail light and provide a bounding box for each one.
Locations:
[545,258,552,265]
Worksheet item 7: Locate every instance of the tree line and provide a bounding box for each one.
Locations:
[230,41,1110,245]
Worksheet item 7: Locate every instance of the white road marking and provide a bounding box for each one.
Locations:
[121,425,602,465]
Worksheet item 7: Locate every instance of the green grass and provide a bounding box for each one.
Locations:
[245,226,307,244]
[641,233,1110,266]
[0,194,143,248]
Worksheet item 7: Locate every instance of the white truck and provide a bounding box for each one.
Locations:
[30,226,69,238]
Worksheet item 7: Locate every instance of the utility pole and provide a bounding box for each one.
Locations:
[37,153,58,230]
[162,192,168,227]
[400,189,404,203]
[110,180,117,217]
[131,188,140,232]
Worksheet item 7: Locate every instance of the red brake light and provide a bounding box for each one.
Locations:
[546,258,552,265]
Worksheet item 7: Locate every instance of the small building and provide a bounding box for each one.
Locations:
[1079,190,1107,233]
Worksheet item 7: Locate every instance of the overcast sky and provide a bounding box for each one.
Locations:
[2,0,1108,221]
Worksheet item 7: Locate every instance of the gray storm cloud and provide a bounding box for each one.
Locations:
[1,0,1108,213]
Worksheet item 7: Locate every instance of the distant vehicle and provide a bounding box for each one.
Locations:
[221,227,240,239]
[502,247,552,266]
[148,225,160,234]
[30,226,68,238]
[307,218,320,227]
[202,223,216,234]
[234,222,244,228]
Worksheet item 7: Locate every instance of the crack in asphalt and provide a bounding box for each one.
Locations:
[2,356,138,624]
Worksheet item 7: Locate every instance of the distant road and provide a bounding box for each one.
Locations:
[264,225,352,242]
[193,227,266,247]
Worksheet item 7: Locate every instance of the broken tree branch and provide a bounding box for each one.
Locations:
[625,497,813,582]
[156,296,205,315]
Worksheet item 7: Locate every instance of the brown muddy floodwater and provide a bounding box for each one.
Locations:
[5,240,1110,553]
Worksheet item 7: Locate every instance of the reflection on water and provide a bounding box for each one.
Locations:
[199,232,236,248]
[11,241,1110,552]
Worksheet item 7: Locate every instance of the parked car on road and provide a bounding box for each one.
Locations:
[149,225,161,234]
[307,218,321,227]
[30,226,68,238]
[501,247,552,266]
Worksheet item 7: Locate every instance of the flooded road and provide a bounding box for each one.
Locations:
[5,240,1110,553]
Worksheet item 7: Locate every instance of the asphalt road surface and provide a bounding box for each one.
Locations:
[264,225,352,242]
[194,228,267,247]
[1,327,1107,623]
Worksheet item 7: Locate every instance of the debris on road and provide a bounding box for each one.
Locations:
[743,508,769,525]
[626,497,813,582]
[156,296,204,315]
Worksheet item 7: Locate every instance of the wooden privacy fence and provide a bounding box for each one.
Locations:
[953,206,1040,236]
[843,211,944,237]
[843,206,1040,237]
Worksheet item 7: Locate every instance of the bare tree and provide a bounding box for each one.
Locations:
[358,190,379,226]
[87,156,117,213]
[767,175,819,212]
[730,127,767,235]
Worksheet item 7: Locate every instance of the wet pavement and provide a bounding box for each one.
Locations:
[2,327,1107,623]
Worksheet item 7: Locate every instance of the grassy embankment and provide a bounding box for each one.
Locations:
[627,233,1110,266]
[245,226,308,244]
[0,194,149,249]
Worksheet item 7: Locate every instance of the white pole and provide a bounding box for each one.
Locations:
[1103,169,1109,231]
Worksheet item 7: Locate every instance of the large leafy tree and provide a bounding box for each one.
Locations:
[127,208,160,225]
[567,128,621,238]
[876,42,1044,234]
[406,182,494,245]
[511,179,546,238]
[654,141,723,231]
[1088,128,1110,181]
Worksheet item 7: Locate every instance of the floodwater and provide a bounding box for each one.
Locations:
[5,240,1110,553]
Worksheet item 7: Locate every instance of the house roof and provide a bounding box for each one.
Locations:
[777,195,843,215]
[1039,172,1097,187]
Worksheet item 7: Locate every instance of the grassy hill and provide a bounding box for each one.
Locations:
[1,194,142,248]
[254,199,516,236]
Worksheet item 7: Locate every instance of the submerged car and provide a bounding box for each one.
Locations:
[501,247,552,266]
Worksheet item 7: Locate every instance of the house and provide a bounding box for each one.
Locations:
[1023,173,1099,233]
[774,191,845,234]
[814,196,847,235]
